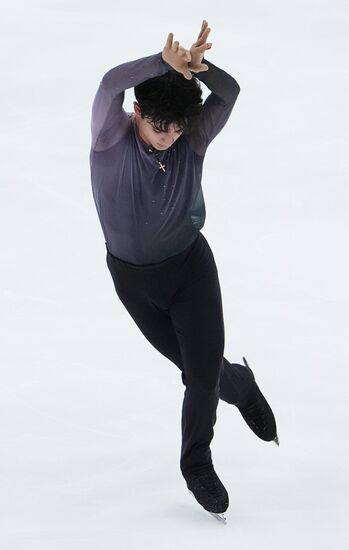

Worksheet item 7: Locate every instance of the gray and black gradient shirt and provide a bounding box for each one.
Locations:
[89,51,240,265]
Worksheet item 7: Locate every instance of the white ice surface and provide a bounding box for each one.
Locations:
[1,1,348,548]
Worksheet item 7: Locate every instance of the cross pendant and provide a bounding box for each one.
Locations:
[159,163,166,172]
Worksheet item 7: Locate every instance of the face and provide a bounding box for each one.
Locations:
[133,102,184,151]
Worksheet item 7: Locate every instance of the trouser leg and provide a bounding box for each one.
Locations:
[169,268,225,473]
[106,246,255,473]
[106,250,255,405]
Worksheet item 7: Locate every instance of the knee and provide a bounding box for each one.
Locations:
[183,358,223,393]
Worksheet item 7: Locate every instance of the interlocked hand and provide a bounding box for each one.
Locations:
[162,33,193,80]
[188,20,212,73]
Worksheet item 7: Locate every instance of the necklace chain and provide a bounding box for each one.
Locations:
[148,147,166,172]
[132,115,167,173]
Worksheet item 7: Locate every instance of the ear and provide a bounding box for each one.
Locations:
[133,101,142,116]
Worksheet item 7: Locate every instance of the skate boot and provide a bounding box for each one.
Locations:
[236,357,279,446]
[182,462,229,522]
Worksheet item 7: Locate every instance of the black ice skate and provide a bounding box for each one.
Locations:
[183,463,229,522]
[236,357,279,446]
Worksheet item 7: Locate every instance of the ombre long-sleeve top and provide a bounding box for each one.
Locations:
[89,51,240,264]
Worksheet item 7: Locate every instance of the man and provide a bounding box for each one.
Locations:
[89,20,278,520]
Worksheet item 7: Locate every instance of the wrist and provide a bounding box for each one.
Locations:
[161,52,172,70]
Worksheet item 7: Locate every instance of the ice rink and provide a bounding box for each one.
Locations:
[1,0,348,548]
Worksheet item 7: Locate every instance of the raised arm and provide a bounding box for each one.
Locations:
[184,58,241,156]
[90,52,170,151]
[182,20,240,156]
[91,27,216,151]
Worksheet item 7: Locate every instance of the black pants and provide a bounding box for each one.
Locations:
[106,232,254,474]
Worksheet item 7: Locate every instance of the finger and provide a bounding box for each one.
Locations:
[197,20,204,40]
[193,19,211,46]
[194,21,209,45]
[196,42,212,53]
[196,26,211,46]
[172,40,179,52]
[197,20,206,41]
[165,32,173,49]
[182,68,193,80]
[202,26,211,39]
[178,46,191,61]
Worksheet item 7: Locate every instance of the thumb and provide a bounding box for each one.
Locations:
[182,68,193,80]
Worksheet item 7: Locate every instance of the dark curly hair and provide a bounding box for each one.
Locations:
[134,70,203,133]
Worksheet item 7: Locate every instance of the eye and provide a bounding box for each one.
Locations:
[150,124,162,133]
[151,125,183,135]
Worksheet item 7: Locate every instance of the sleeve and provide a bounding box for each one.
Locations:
[184,58,241,157]
[90,51,171,151]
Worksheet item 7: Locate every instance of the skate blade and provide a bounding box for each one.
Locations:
[188,490,227,523]
[209,511,227,523]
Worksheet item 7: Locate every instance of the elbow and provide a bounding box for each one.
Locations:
[233,78,241,101]
[225,80,240,106]
[232,77,241,97]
